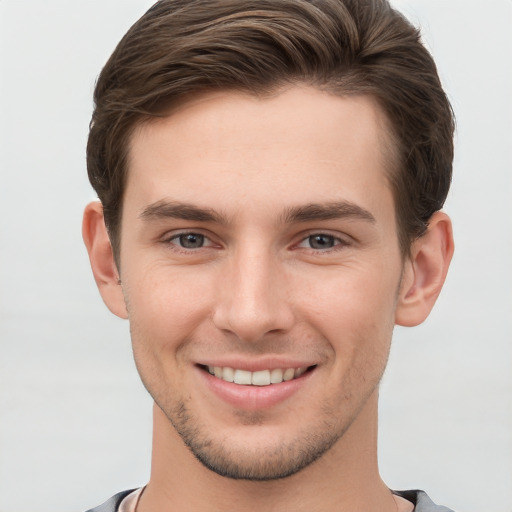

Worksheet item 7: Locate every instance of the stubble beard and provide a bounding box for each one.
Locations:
[155,377,380,482]
[129,311,395,482]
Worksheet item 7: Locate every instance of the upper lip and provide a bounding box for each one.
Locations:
[195,357,318,372]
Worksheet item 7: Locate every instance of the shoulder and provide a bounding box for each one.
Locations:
[394,490,455,512]
[84,489,136,512]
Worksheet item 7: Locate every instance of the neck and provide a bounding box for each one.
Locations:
[138,390,396,512]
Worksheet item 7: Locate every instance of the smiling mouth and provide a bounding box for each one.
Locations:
[201,365,316,386]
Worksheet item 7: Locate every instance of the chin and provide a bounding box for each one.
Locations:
[162,397,346,481]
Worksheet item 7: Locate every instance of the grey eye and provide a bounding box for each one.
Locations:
[178,233,205,248]
[308,234,336,249]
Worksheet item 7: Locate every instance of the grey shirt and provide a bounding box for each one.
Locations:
[85,488,455,512]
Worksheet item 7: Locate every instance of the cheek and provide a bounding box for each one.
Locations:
[125,269,211,402]
[125,263,213,328]
[122,265,217,383]
[293,264,399,370]
[295,263,399,328]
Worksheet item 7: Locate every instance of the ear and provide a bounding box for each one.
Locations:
[82,201,128,319]
[395,211,454,327]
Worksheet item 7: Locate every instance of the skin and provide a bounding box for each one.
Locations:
[83,86,453,512]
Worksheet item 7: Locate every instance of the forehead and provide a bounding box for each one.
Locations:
[125,86,395,225]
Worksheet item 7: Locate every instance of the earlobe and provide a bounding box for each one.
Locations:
[395,211,454,327]
[82,201,128,319]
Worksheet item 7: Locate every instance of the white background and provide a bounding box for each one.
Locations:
[0,1,511,511]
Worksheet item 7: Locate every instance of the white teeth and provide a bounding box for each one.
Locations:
[270,368,283,384]
[234,369,252,385]
[251,370,271,386]
[222,367,235,382]
[283,368,295,381]
[208,366,309,386]
[294,367,307,378]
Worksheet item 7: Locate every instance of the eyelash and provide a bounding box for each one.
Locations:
[295,233,350,252]
[162,231,350,253]
[163,231,216,252]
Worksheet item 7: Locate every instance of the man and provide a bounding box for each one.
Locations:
[82,0,455,510]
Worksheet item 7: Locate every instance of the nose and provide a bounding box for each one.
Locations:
[212,247,294,342]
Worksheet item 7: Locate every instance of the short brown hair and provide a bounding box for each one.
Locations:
[87,0,454,261]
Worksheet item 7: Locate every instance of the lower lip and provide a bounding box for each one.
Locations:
[197,366,314,411]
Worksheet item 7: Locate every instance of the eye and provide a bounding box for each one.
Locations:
[297,233,347,250]
[168,232,210,249]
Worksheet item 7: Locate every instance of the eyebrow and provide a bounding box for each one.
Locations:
[139,199,375,225]
[139,200,228,224]
[281,201,376,224]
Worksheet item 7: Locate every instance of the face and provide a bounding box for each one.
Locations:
[118,86,405,479]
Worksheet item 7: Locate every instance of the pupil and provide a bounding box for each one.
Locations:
[310,235,334,249]
[180,233,204,248]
